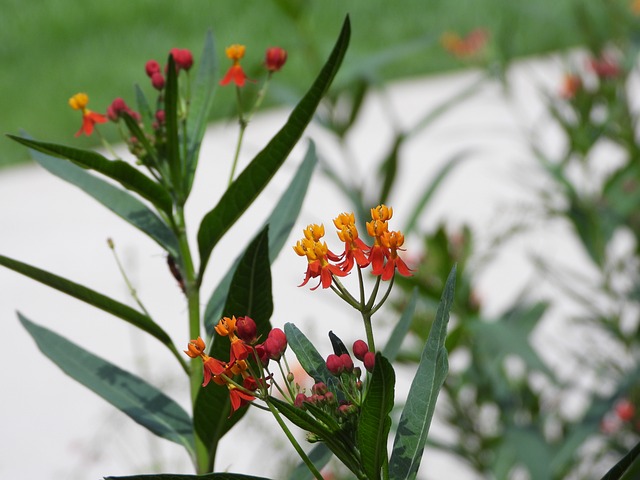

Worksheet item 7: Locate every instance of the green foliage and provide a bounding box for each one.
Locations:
[19,313,195,458]
[196,17,351,280]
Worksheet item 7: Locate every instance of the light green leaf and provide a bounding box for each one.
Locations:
[383,287,419,362]
[28,143,179,257]
[0,254,174,348]
[19,313,194,457]
[358,354,395,480]
[203,141,318,332]
[8,135,173,214]
[196,16,350,280]
[389,265,456,480]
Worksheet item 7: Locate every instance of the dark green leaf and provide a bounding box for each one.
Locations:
[122,112,161,169]
[134,83,154,128]
[197,17,350,279]
[203,142,318,331]
[377,133,403,205]
[329,330,349,356]
[284,323,341,396]
[19,314,194,457]
[0,254,174,348]
[194,227,273,452]
[185,30,218,196]
[382,288,418,362]
[389,265,456,480]
[28,144,179,257]
[164,53,182,200]
[601,439,640,480]
[105,474,271,480]
[358,354,395,480]
[7,135,173,214]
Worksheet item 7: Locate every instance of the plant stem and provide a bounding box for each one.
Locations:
[266,400,325,480]
[174,206,209,473]
[228,87,247,186]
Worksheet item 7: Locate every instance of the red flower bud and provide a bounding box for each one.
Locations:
[171,48,194,71]
[326,354,344,375]
[363,351,375,372]
[155,109,165,124]
[264,328,287,360]
[265,47,287,72]
[145,60,161,77]
[312,382,328,395]
[340,353,353,372]
[352,339,369,361]
[616,399,636,422]
[151,72,165,90]
[236,316,257,343]
[295,393,308,408]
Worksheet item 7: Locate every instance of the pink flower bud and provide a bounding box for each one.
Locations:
[265,47,287,72]
[236,316,257,344]
[326,354,344,375]
[352,339,369,361]
[364,351,375,372]
[155,110,165,124]
[312,382,327,395]
[295,393,308,408]
[616,399,636,422]
[151,72,165,90]
[145,60,161,77]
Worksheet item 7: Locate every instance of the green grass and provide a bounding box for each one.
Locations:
[0,0,605,169]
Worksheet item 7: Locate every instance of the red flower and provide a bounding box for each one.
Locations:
[202,356,226,387]
[145,60,161,77]
[333,212,370,273]
[588,55,621,79]
[265,47,287,72]
[228,379,256,414]
[294,223,346,290]
[220,44,248,87]
[264,328,287,360]
[69,93,107,137]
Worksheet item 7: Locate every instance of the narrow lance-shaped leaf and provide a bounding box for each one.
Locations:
[0,254,174,348]
[164,53,182,202]
[19,314,195,458]
[193,227,273,451]
[7,135,173,215]
[389,265,456,480]
[203,141,318,332]
[105,474,271,480]
[184,30,218,196]
[27,142,179,257]
[284,322,341,396]
[197,16,351,280]
[358,353,395,480]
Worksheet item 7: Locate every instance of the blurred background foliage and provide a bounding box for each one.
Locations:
[0,0,604,169]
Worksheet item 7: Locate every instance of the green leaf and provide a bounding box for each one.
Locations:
[0,254,174,348]
[389,265,456,480]
[494,427,551,480]
[287,443,333,480]
[184,30,218,196]
[193,226,273,451]
[197,16,350,279]
[19,313,194,457]
[28,143,179,257]
[383,288,419,362]
[601,439,640,480]
[105,473,271,480]
[203,142,318,332]
[284,323,341,396]
[377,132,404,205]
[7,135,173,215]
[134,83,154,128]
[358,354,396,480]
[164,53,182,200]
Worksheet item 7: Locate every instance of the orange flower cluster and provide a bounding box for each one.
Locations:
[440,28,489,59]
[185,316,288,415]
[294,205,412,289]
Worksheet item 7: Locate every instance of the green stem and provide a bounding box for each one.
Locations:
[228,87,247,186]
[370,274,395,316]
[266,400,325,480]
[174,206,209,473]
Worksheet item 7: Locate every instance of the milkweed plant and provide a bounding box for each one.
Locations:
[2,17,458,480]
